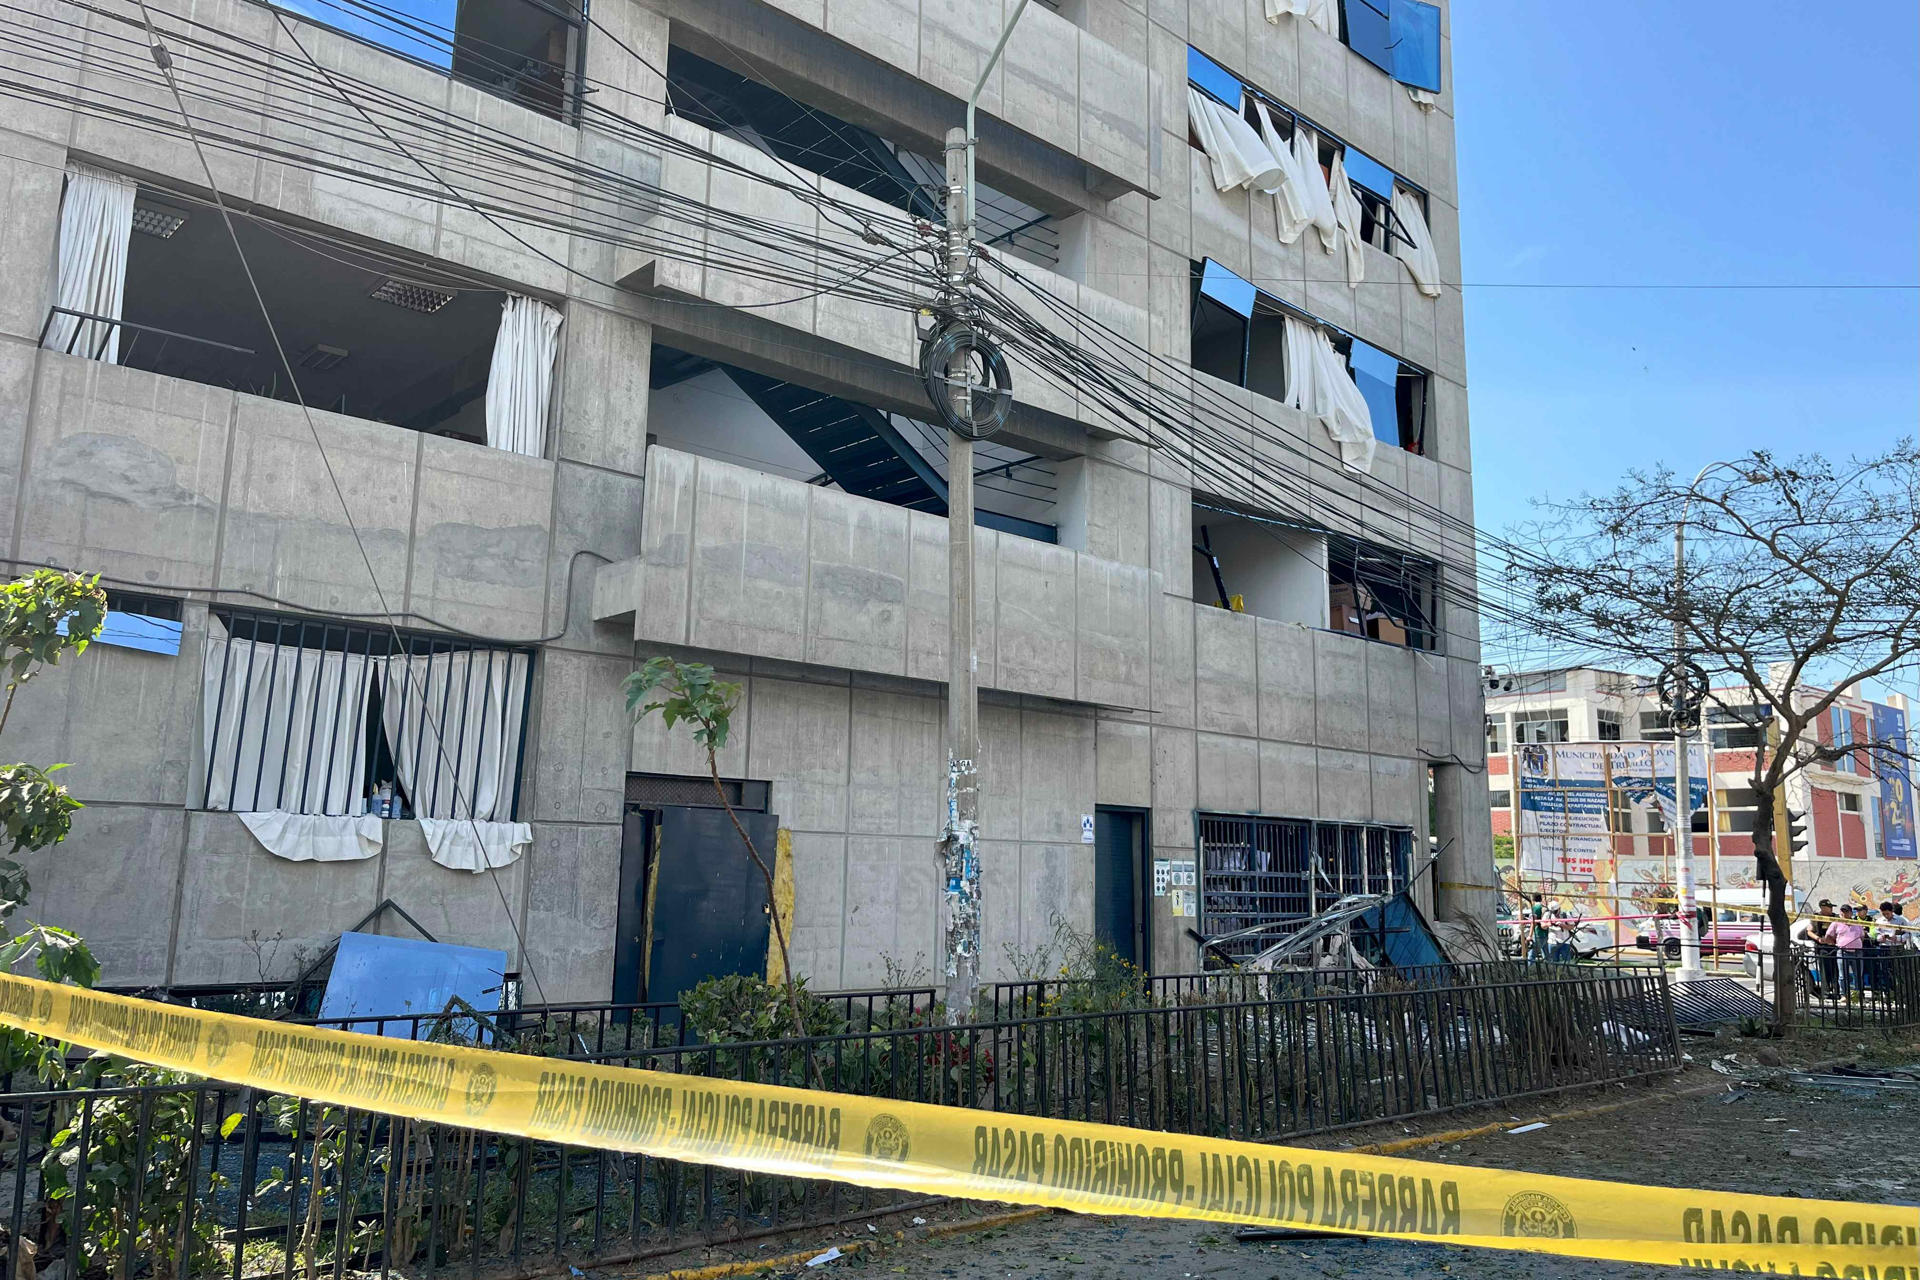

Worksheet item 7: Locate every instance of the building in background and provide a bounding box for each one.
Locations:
[0,0,1490,999]
[1486,668,1916,937]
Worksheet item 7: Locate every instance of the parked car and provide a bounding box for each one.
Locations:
[1635,910,1762,961]
[1743,918,1816,983]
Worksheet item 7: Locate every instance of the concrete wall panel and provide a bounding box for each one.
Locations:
[410,436,553,639]
[19,356,231,586]
[806,488,910,675]
[521,822,621,1002]
[749,676,851,832]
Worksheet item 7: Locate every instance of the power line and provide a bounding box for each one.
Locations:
[128,0,555,1004]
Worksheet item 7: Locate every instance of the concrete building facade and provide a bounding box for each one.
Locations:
[0,0,1493,1000]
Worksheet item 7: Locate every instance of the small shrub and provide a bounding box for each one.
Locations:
[681,973,848,1044]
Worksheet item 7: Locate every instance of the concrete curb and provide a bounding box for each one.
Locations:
[638,1207,1053,1280]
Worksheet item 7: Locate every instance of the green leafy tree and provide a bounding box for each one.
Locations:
[0,569,108,920]
[624,657,814,1051]
[1507,447,1920,1025]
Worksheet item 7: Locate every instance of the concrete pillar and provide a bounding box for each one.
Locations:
[1431,761,1496,932]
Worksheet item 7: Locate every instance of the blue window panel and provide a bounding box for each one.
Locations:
[1343,0,1393,76]
[1198,258,1257,319]
[57,608,183,655]
[1186,45,1242,107]
[1342,146,1395,200]
[275,0,458,70]
[1347,338,1401,443]
[1390,0,1443,92]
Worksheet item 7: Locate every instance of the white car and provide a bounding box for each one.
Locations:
[1743,918,1815,983]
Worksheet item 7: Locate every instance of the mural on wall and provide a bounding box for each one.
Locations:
[1790,860,1919,917]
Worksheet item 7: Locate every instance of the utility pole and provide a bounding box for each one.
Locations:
[936,0,1030,1022]
[940,125,981,1021]
[1670,512,1703,978]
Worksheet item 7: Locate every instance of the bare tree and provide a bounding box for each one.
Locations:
[1503,445,1920,1024]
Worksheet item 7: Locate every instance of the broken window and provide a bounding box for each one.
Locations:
[1189,258,1254,386]
[1190,258,1431,457]
[1340,334,1429,455]
[1192,503,1327,624]
[1341,0,1443,92]
[1196,813,1414,963]
[49,180,558,454]
[275,0,583,120]
[667,47,1057,266]
[1326,532,1439,650]
[202,608,532,820]
[648,346,1057,542]
[1341,145,1397,251]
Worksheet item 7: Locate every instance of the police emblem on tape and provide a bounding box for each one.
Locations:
[205,1025,232,1069]
[1502,1191,1576,1238]
[864,1114,910,1162]
[465,1064,498,1117]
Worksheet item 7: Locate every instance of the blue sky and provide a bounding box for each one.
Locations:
[1452,1,1919,542]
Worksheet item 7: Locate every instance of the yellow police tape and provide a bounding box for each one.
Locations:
[0,974,1911,1276]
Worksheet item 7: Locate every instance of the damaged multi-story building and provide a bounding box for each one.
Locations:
[0,0,1493,1000]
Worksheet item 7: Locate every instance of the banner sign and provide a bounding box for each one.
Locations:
[1874,702,1916,860]
[0,976,1909,1276]
[1517,743,1709,883]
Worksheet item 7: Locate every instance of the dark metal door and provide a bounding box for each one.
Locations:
[613,806,654,1007]
[644,805,776,1004]
[1094,808,1147,969]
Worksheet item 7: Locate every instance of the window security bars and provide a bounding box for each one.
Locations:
[1198,814,1415,962]
[201,608,533,820]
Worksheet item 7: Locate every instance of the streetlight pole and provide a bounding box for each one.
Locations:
[938,0,1030,1022]
[1670,460,1740,979]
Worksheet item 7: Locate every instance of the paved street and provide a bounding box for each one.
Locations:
[739,1043,1919,1280]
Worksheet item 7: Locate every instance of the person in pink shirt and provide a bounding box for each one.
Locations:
[1827,905,1867,998]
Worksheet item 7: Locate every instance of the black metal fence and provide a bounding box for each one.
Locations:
[1757,944,1920,1031]
[0,966,1676,1279]
[986,961,1651,1020]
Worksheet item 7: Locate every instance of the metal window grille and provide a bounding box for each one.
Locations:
[1199,815,1416,962]
[202,608,534,819]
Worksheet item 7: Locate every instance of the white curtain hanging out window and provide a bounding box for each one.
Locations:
[484,294,562,457]
[44,164,136,363]
[1284,316,1376,473]
[1187,87,1283,194]
[202,618,373,816]
[1265,0,1337,37]
[1253,102,1313,246]
[1291,126,1340,255]
[238,811,384,862]
[1391,187,1445,297]
[379,646,531,823]
[417,818,532,873]
[1328,151,1366,288]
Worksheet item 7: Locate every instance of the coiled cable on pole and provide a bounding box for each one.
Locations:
[919,321,1012,440]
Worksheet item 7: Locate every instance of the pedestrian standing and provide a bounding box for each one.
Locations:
[1528,893,1548,962]
[1811,899,1838,995]
[1828,905,1867,1000]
